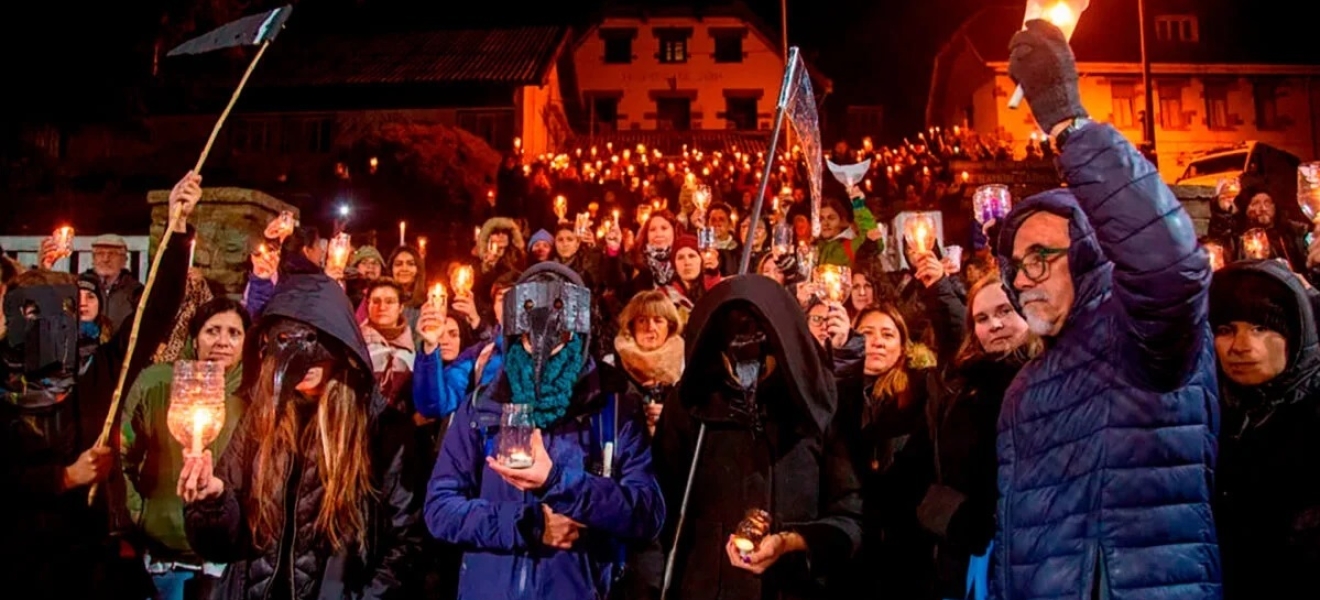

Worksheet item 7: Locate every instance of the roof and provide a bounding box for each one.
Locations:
[254,26,571,88]
[959,1,1320,67]
[560,130,772,156]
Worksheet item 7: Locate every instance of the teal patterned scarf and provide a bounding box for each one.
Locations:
[505,335,585,428]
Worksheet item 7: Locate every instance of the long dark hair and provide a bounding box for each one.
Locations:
[247,355,374,553]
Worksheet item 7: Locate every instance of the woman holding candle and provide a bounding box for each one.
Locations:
[473,217,526,310]
[121,298,251,600]
[180,256,420,600]
[384,245,426,330]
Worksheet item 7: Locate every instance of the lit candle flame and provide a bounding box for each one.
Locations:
[452,266,474,296]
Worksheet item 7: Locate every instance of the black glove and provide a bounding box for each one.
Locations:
[775,252,804,285]
[1008,19,1088,132]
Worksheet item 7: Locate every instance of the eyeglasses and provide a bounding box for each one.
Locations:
[807,315,828,326]
[1012,247,1068,282]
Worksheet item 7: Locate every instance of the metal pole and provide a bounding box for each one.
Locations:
[660,423,706,600]
[780,0,792,154]
[740,106,788,274]
[1138,0,1157,159]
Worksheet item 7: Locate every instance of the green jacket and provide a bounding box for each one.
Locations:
[121,343,243,562]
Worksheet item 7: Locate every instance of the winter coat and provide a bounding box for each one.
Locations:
[992,123,1221,600]
[121,339,245,563]
[0,229,191,598]
[1211,260,1320,597]
[425,360,665,600]
[184,267,422,600]
[656,275,863,600]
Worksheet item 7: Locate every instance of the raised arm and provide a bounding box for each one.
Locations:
[1060,123,1209,390]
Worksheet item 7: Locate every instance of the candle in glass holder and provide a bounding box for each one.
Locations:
[772,222,793,258]
[973,185,1013,225]
[1203,242,1226,271]
[905,214,937,255]
[166,361,227,457]
[575,212,593,238]
[554,195,568,222]
[452,266,474,296]
[326,233,351,272]
[1216,176,1242,211]
[428,282,447,312]
[1298,162,1320,222]
[636,203,654,226]
[814,265,852,303]
[497,403,535,469]
[52,226,74,259]
[693,185,712,213]
[1241,228,1271,260]
[732,509,772,559]
[697,227,716,251]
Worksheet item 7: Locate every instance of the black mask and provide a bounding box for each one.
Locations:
[264,319,335,406]
[3,283,78,385]
[720,309,769,395]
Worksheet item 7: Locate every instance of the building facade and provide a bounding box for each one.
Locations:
[927,1,1320,182]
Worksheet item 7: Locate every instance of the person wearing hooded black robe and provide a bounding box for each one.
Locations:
[654,275,862,600]
[181,253,423,600]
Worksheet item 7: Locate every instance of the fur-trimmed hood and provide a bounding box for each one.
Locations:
[478,217,525,261]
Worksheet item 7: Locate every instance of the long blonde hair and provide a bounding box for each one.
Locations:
[953,274,1043,368]
[248,357,375,553]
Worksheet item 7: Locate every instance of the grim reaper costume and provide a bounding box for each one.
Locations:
[656,275,862,600]
[425,262,664,600]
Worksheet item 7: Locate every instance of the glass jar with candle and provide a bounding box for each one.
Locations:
[1298,162,1320,222]
[166,361,227,456]
[326,233,352,272]
[732,509,772,559]
[52,226,74,260]
[973,185,1012,225]
[1203,241,1226,271]
[497,403,535,469]
[575,213,593,239]
[814,265,852,303]
[428,283,448,314]
[904,214,937,256]
[452,266,474,297]
[772,223,793,258]
[1216,176,1242,212]
[1241,228,1272,260]
[554,195,568,222]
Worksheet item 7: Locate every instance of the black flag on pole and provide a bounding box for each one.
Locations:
[168,4,293,56]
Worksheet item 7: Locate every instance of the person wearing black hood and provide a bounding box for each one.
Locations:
[655,275,862,600]
[1209,259,1320,598]
[179,250,422,600]
[0,172,200,599]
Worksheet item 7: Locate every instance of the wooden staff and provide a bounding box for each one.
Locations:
[89,41,272,505]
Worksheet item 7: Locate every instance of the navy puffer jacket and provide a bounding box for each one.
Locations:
[993,123,1221,600]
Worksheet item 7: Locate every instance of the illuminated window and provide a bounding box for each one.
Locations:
[1155,15,1199,43]
[1203,82,1231,130]
[1110,80,1137,129]
[1157,81,1187,129]
[658,30,690,64]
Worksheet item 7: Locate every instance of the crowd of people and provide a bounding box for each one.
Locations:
[2,20,1317,600]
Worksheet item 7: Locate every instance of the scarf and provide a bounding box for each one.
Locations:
[613,333,684,387]
[646,245,675,287]
[505,335,585,428]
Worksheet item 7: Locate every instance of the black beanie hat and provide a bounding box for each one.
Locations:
[1209,269,1296,351]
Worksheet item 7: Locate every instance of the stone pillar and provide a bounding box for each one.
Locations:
[148,187,299,299]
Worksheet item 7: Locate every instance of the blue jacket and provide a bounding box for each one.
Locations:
[993,123,1221,600]
[424,360,665,600]
[414,337,504,420]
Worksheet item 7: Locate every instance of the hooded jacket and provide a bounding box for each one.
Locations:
[184,264,422,600]
[424,263,664,600]
[121,337,244,563]
[1210,260,1320,597]
[993,123,1221,600]
[656,275,862,600]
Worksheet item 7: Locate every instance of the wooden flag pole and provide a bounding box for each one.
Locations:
[89,41,272,505]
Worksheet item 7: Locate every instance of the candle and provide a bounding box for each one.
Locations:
[417,236,428,258]
[452,265,474,296]
[53,226,74,259]
[733,509,772,559]
[1299,163,1320,221]
[1204,242,1226,271]
[961,171,970,183]
[327,233,351,272]
[428,282,447,310]
[506,450,533,469]
[473,226,481,243]
[190,408,212,455]
[905,214,936,254]
[1241,228,1270,260]
[554,195,568,221]
[399,221,407,246]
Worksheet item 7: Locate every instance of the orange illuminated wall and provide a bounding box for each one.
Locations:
[573,14,787,132]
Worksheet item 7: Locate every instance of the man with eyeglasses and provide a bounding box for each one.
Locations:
[992,20,1221,600]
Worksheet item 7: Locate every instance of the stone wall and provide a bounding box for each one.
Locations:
[148,187,298,298]
[1171,185,1214,238]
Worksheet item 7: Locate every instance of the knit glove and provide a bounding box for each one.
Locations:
[1008,19,1088,132]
